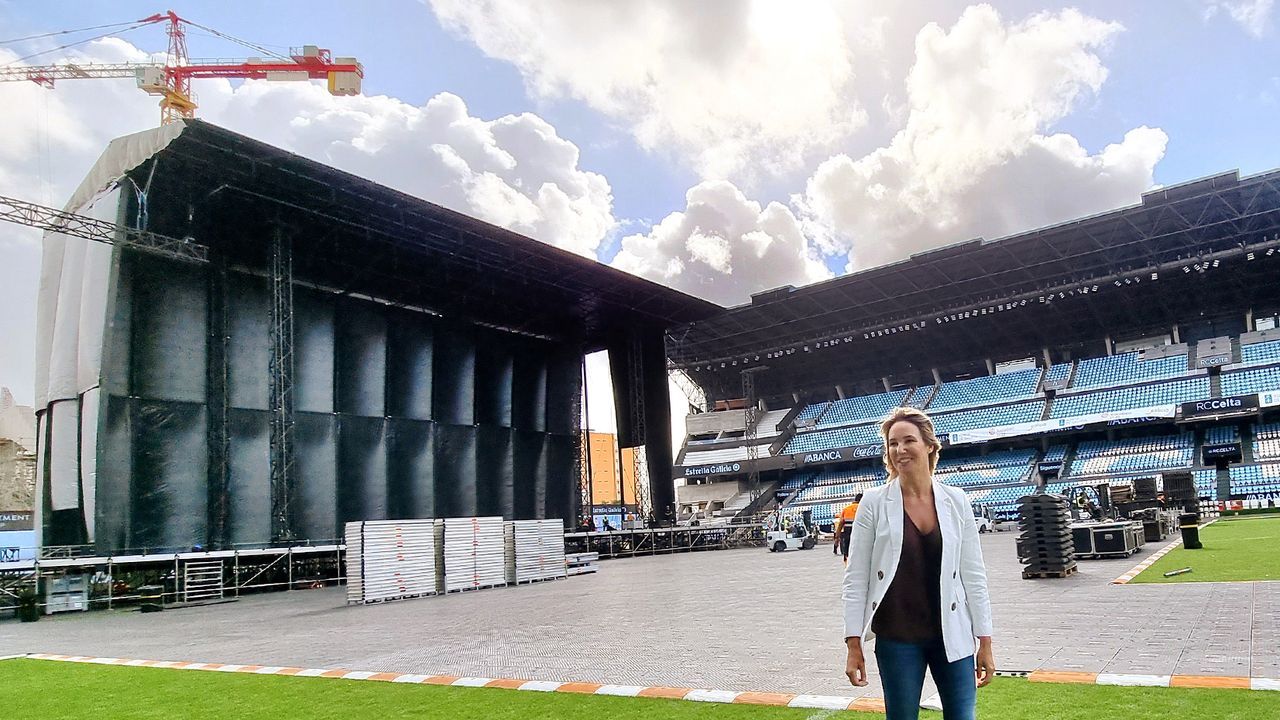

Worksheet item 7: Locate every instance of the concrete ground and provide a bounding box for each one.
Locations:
[2,530,1278,699]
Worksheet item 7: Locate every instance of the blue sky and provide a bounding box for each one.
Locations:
[1,1,1279,418]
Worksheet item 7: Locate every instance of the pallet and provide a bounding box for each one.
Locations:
[1022,564,1078,579]
[351,590,437,605]
[512,575,566,586]
[444,582,507,594]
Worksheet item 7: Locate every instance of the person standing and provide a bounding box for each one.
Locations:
[842,407,995,720]
[833,493,864,562]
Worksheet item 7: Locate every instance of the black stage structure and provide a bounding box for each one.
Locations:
[668,169,1280,407]
[40,120,719,553]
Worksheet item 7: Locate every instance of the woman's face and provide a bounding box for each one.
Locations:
[886,420,930,475]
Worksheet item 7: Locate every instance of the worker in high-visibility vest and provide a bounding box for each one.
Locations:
[833,493,864,562]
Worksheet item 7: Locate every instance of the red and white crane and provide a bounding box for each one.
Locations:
[0,10,363,124]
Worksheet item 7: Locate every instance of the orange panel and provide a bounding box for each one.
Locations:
[1028,670,1099,684]
[556,682,604,694]
[1170,675,1251,689]
[733,691,796,706]
[848,697,887,712]
[637,686,692,699]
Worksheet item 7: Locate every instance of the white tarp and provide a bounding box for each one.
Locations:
[80,387,100,541]
[48,399,79,511]
[34,124,187,531]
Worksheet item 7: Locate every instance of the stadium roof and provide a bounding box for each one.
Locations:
[670,168,1280,400]
[85,120,722,352]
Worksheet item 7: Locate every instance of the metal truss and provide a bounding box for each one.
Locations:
[0,194,209,263]
[268,226,296,543]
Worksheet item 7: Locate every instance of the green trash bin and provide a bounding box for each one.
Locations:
[139,585,164,613]
[1179,513,1202,550]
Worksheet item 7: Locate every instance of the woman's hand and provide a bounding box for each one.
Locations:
[845,639,868,686]
[975,637,995,687]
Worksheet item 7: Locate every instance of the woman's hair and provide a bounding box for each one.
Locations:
[879,406,942,478]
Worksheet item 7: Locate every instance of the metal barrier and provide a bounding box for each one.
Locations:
[1,544,345,615]
[563,523,766,559]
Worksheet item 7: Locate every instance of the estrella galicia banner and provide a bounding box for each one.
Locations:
[675,452,791,479]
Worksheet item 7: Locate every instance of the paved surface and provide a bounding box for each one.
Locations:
[3,530,1279,699]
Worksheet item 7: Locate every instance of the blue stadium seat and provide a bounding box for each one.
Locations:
[1050,378,1209,418]
[1228,463,1280,495]
[1255,422,1280,461]
[928,369,1041,412]
[1068,433,1194,477]
[1221,366,1280,396]
[1044,362,1073,386]
[815,389,908,429]
[1240,338,1280,367]
[1204,425,1241,445]
[1071,351,1190,390]
[783,423,881,454]
[931,402,1045,434]
[1042,444,1069,464]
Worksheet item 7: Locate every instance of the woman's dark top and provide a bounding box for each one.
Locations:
[872,510,944,642]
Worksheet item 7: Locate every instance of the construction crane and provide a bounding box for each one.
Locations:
[0,10,362,124]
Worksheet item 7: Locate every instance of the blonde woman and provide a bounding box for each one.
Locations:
[841,407,995,720]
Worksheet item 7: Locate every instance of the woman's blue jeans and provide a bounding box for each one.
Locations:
[874,637,976,720]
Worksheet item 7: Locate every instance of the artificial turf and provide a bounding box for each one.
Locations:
[1131,514,1280,583]
[1,658,1277,719]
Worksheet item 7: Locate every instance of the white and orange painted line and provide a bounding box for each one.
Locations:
[14,653,1280,714]
[1028,669,1280,692]
[1112,518,1219,585]
[18,653,886,712]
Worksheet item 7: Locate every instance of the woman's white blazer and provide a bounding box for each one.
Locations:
[841,478,994,663]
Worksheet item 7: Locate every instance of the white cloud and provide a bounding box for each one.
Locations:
[209,84,615,258]
[0,38,617,405]
[612,180,832,307]
[797,5,1167,270]
[1204,0,1274,37]
[428,0,869,181]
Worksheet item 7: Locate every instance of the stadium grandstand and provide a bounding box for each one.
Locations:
[667,168,1280,526]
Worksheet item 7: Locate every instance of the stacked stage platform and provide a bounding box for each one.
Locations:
[1018,494,1077,579]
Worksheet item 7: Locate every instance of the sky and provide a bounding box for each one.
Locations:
[1,0,1278,436]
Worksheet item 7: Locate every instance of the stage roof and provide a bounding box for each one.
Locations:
[84,120,721,352]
